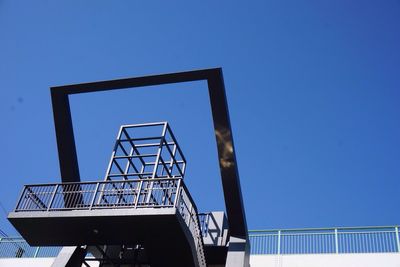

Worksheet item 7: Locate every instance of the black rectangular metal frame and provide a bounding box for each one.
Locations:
[50,68,248,239]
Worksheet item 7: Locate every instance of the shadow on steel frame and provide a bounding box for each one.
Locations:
[50,68,250,267]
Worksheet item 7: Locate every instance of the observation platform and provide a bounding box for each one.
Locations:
[8,178,205,266]
[8,122,208,267]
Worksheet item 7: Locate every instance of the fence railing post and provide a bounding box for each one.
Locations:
[34,247,40,258]
[14,187,27,211]
[173,179,182,208]
[395,226,400,253]
[335,228,339,254]
[47,184,59,211]
[135,180,144,208]
[89,183,100,210]
[277,230,281,255]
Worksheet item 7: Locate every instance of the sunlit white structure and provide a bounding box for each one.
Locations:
[1,225,399,266]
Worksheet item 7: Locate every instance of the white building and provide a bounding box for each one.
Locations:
[1,225,399,267]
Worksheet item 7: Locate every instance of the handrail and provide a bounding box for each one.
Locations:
[22,177,181,187]
[14,178,185,211]
[249,225,400,233]
[249,226,400,255]
[2,225,400,258]
[11,178,207,266]
[0,237,61,258]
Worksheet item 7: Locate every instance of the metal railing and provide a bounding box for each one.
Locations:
[3,226,399,259]
[0,237,61,258]
[12,178,206,266]
[198,213,210,237]
[249,226,400,255]
[177,182,206,267]
[14,178,186,211]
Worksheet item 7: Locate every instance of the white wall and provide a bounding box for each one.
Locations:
[250,253,400,267]
[1,254,399,267]
[0,258,99,267]
[0,258,55,267]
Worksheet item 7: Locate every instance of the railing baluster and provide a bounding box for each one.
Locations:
[135,180,144,208]
[173,179,181,208]
[33,247,40,258]
[90,183,100,210]
[395,226,400,253]
[335,228,339,254]
[277,230,281,255]
[47,185,59,211]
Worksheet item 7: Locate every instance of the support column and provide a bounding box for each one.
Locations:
[225,236,250,267]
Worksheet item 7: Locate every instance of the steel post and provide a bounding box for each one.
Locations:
[47,184,59,211]
[174,179,182,208]
[34,247,40,258]
[395,226,400,253]
[14,187,27,211]
[135,180,143,208]
[277,230,281,255]
[89,183,100,210]
[335,228,339,254]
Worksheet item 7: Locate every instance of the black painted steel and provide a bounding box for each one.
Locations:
[50,68,248,239]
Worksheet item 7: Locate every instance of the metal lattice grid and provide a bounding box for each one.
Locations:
[104,122,186,181]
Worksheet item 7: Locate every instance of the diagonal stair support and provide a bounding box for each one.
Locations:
[51,246,87,267]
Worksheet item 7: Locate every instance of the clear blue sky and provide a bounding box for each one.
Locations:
[1,1,399,235]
